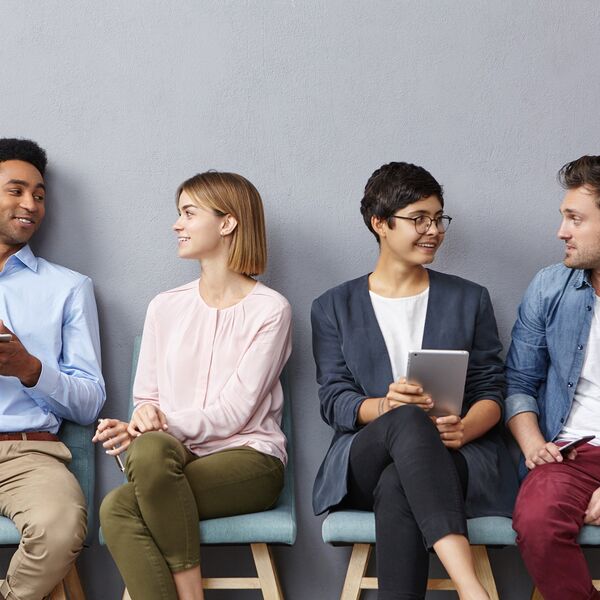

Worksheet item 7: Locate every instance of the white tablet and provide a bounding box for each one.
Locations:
[405,350,469,417]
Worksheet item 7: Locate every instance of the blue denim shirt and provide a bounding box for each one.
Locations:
[505,263,595,444]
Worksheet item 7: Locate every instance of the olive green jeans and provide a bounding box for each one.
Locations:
[100,431,284,600]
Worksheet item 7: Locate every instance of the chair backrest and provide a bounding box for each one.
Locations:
[128,335,295,516]
[58,420,95,542]
[128,336,141,420]
[276,368,295,516]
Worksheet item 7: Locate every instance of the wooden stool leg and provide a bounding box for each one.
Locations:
[340,544,372,600]
[251,543,284,600]
[471,545,499,600]
[63,564,86,600]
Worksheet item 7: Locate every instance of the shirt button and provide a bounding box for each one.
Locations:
[587,305,593,311]
[560,418,564,423]
[568,382,574,388]
[578,344,584,351]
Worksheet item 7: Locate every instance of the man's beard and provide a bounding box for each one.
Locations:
[563,246,600,270]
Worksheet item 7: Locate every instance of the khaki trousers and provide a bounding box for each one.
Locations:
[0,441,87,600]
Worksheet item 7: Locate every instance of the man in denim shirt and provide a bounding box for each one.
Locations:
[506,155,600,600]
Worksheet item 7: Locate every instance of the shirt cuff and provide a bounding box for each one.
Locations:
[23,360,60,401]
[504,392,539,424]
[351,395,368,429]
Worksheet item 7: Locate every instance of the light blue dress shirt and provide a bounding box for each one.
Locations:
[0,245,105,432]
[505,263,595,445]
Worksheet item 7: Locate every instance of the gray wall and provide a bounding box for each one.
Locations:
[1,1,599,598]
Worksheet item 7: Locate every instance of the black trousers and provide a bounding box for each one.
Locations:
[341,405,469,600]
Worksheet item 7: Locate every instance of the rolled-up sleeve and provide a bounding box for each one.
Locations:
[505,273,548,423]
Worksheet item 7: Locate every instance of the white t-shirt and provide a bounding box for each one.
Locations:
[557,294,600,446]
[369,288,429,381]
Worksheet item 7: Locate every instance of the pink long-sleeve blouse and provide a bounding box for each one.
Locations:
[132,279,292,464]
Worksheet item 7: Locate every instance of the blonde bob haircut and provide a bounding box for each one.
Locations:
[177,171,267,276]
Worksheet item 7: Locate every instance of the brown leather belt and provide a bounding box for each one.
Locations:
[0,432,60,442]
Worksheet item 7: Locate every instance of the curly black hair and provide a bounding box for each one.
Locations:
[360,162,444,243]
[0,138,47,176]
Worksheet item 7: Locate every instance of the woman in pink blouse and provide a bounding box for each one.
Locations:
[94,172,292,600]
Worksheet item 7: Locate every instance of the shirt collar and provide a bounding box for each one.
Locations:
[574,269,592,289]
[10,245,38,273]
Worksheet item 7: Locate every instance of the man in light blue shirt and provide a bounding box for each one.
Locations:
[505,155,600,600]
[0,138,105,600]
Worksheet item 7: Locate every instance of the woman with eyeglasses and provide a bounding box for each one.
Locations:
[94,171,291,600]
[311,162,517,600]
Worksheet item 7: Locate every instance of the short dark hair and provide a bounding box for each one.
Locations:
[360,161,444,242]
[558,155,600,204]
[0,138,47,176]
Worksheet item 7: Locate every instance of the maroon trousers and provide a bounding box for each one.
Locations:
[513,443,600,600]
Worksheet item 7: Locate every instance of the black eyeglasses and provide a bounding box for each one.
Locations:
[390,214,452,234]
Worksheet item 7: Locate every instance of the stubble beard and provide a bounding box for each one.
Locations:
[563,245,600,271]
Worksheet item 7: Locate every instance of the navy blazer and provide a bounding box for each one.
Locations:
[311,270,518,517]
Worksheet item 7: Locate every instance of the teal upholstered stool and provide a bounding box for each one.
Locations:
[101,337,296,600]
[322,510,511,600]
[0,420,95,599]
[322,509,600,600]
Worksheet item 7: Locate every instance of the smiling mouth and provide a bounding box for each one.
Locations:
[177,237,190,243]
[14,216,35,225]
[416,242,437,249]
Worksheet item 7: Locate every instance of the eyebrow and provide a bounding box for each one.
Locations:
[178,204,196,211]
[561,208,581,216]
[4,179,46,191]
[406,209,444,216]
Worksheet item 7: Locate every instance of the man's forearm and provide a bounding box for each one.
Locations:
[26,363,105,425]
[508,411,546,455]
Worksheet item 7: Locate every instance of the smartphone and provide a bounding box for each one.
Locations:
[559,435,595,456]
[0,334,12,343]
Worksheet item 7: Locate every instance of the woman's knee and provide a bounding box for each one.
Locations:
[379,404,434,436]
[126,431,186,475]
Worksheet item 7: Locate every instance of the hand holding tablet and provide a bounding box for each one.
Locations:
[406,350,469,417]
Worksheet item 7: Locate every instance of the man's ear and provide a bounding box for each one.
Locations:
[371,215,387,239]
[221,214,238,236]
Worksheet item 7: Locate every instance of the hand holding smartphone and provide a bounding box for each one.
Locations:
[559,435,595,457]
